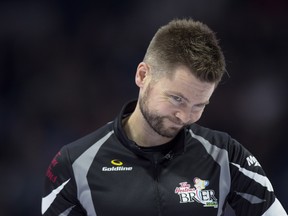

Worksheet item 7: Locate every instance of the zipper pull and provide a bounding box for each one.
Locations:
[164,151,173,160]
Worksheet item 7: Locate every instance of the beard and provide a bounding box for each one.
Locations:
[139,84,185,138]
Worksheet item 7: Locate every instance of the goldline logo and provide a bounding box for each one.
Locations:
[102,159,133,172]
[111,159,123,166]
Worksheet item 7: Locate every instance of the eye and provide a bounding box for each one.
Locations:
[192,104,207,112]
[196,104,206,108]
[171,95,182,102]
[170,95,184,105]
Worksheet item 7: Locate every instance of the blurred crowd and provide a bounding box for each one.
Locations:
[0,0,287,215]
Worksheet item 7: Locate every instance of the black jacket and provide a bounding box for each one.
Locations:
[41,101,287,216]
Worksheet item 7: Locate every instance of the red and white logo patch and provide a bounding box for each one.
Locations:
[174,177,218,208]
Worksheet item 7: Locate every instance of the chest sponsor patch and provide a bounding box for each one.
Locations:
[102,159,133,172]
[174,177,218,208]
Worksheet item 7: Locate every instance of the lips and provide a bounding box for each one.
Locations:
[167,117,184,127]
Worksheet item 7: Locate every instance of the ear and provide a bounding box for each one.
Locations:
[135,62,150,88]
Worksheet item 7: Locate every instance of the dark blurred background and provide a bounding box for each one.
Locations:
[0,0,287,215]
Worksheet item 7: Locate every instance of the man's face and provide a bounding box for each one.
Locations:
[139,65,215,138]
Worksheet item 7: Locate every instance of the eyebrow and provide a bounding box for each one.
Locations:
[166,91,210,106]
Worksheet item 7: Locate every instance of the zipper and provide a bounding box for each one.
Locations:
[153,157,163,216]
[151,151,175,216]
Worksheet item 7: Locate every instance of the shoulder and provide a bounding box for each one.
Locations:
[62,122,115,163]
[186,124,249,161]
[187,124,263,171]
[187,123,234,148]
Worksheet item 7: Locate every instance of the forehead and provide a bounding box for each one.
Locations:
[154,66,216,100]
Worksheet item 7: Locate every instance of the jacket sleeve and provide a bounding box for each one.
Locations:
[227,138,287,216]
[41,146,86,215]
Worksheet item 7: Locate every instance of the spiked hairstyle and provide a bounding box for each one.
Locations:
[143,18,226,84]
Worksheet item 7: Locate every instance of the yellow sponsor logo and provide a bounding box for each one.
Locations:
[102,159,132,172]
[111,159,123,166]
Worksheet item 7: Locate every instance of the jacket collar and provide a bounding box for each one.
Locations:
[113,100,186,161]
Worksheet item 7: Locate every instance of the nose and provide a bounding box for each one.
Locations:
[175,111,192,125]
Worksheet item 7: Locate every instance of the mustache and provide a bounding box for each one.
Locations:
[166,116,190,126]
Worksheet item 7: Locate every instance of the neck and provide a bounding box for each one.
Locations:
[123,104,172,147]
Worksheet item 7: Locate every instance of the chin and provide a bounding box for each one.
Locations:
[161,128,181,138]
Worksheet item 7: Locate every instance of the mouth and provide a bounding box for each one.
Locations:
[168,118,184,127]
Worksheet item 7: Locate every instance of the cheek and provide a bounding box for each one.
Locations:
[151,98,175,112]
[156,105,174,115]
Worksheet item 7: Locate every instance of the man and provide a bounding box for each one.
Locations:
[41,18,287,215]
